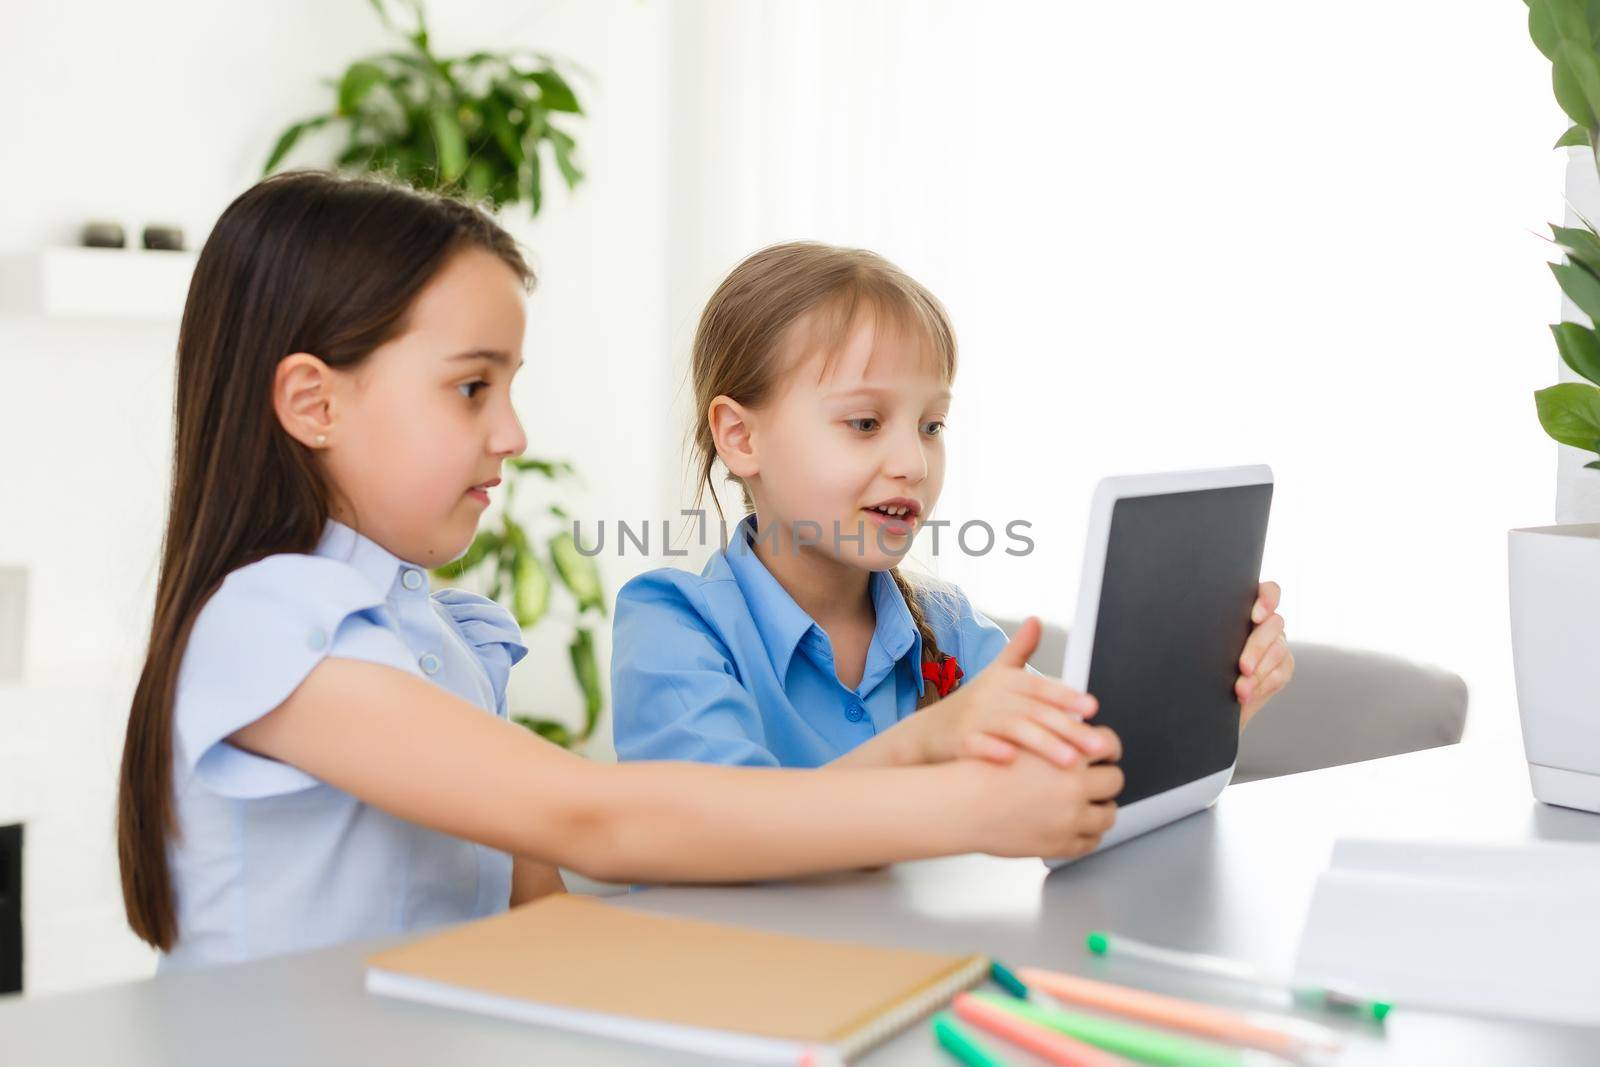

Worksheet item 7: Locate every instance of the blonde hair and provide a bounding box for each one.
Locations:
[688,241,960,705]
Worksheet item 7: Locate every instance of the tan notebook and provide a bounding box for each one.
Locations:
[365,894,988,1062]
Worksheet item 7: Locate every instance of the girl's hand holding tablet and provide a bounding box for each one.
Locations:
[1236,580,1292,729]
[917,616,1117,769]
[959,740,1125,859]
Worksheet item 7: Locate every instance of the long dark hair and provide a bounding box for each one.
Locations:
[117,171,533,950]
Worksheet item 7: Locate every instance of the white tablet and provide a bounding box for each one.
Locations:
[1047,464,1274,866]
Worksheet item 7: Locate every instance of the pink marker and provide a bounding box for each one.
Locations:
[953,992,1136,1067]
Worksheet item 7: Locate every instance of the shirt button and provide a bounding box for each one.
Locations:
[845,702,865,723]
[402,568,424,590]
[307,628,328,652]
[418,652,441,675]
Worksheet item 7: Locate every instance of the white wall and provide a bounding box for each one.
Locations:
[0,0,673,992]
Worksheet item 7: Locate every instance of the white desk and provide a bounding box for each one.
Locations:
[3,742,1597,1065]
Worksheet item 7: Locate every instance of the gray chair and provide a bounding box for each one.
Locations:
[989,617,1468,784]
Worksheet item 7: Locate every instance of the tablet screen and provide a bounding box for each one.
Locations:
[1085,482,1272,806]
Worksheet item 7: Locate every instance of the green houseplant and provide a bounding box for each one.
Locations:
[1509,0,1600,815]
[262,0,586,214]
[432,458,608,749]
[1528,0,1600,458]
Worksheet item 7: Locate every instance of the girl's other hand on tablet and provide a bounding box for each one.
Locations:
[920,616,1115,768]
[962,746,1124,859]
[1236,580,1293,728]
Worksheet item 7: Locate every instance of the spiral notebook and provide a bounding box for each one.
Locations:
[366,894,988,1063]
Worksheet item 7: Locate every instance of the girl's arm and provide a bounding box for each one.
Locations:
[231,656,1123,883]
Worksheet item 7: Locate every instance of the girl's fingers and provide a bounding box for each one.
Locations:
[1239,635,1294,702]
[999,717,1082,768]
[1249,635,1290,685]
[1084,763,1125,802]
[1018,673,1099,717]
[1252,580,1282,623]
[1089,724,1122,763]
[962,732,1018,764]
[1078,800,1117,835]
[1238,653,1294,717]
[1028,707,1109,757]
[1255,653,1294,701]
[1238,613,1286,676]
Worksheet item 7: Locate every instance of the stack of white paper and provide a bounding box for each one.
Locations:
[1293,839,1600,1025]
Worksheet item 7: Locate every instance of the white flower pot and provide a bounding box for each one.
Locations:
[1509,523,1600,813]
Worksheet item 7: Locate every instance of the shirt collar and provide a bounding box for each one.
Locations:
[314,518,421,601]
[721,515,819,683]
[720,514,925,695]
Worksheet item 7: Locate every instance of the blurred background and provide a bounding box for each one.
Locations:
[0,0,1569,992]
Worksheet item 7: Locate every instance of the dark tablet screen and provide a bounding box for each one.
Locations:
[1085,482,1272,805]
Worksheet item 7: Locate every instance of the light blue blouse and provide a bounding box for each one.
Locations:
[161,518,527,970]
[611,514,1013,768]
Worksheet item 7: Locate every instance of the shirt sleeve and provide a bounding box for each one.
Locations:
[174,554,420,799]
[432,588,529,717]
[609,571,780,768]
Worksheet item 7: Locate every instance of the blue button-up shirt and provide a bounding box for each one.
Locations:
[611,514,1012,768]
[163,518,527,970]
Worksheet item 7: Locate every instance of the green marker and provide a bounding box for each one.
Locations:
[969,991,1245,1067]
[988,960,1031,1000]
[932,1012,1012,1067]
[1087,930,1393,1022]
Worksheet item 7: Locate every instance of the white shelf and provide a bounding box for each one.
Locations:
[0,246,198,321]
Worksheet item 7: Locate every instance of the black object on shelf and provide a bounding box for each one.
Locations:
[80,221,126,249]
[0,823,20,995]
[142,224,186,252]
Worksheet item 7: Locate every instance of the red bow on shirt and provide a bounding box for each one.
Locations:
[921,656,964,698]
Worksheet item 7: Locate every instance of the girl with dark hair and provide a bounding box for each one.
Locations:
[118,172,1125,969]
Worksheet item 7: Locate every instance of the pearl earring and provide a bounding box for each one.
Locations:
[314,434,327,446]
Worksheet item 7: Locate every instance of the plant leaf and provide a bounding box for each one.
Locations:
[513,549,551,627]
[465,158,495,198]
[1553,260,1600,323]
[339,61,388,115]
[1553,223,1600,274]
[1555,40,1600,127]
[484,94,524,164]
[568,628,603,740]
[1554,322,1600,385]
[1557,123,1592,147]
[527,69,582,113]
[547,124,584,187]
[262,115,331,175]
[1548,0,1594,46]
[514,716,573,747]
[432,529,500,580]
[550,530,605,615]
[367,0,397,33]
[1532,0,1560,59]
[525,139,544,214]
[510,456,574,478]
[428,103,468,182]
[1535,381,1600,450]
